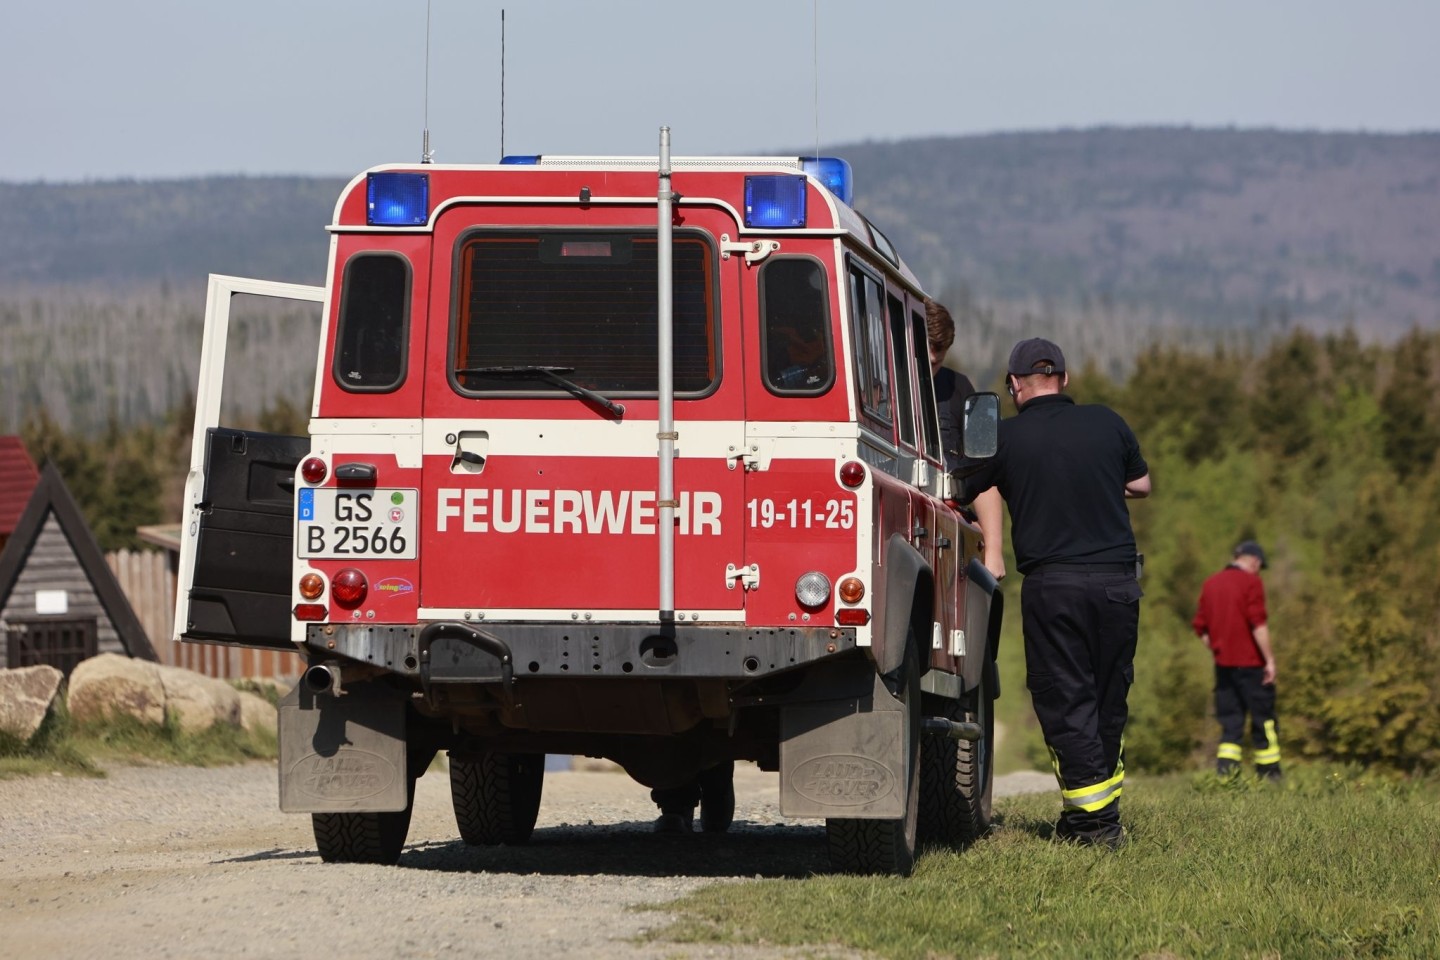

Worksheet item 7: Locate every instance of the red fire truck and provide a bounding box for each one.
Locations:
[176,135,1002,876]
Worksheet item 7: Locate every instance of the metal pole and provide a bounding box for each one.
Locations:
[657,126,676,621]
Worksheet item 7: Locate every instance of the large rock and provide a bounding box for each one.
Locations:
[158,664,241,734]
[0,664,64,742]
[66,654,277,734]
[237,690,277,735]
[67,653,165,727]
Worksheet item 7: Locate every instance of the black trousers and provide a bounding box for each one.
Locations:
[1022,569,1142,834]
[651,761,734,814]
[1214,666,1280,775]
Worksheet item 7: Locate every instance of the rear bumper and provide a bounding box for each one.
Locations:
[305,621,859,686]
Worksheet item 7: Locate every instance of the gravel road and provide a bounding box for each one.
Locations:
[0,761,1053,960]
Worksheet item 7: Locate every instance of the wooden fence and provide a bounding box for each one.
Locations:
[105,549,303,682]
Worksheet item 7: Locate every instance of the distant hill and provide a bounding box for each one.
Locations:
[4,128,1437,336]
[3,128,1438,432]
[0,176,345,289]
[833,128,1440,338]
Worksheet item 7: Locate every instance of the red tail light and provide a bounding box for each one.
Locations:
[839,460,866,488]
[331,568,367,607]
[301,457,328,484]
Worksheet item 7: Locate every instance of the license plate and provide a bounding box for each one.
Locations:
[296,488,418,560]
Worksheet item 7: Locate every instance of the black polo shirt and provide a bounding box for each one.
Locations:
[934,367,977,472]
[957,393,1147,574]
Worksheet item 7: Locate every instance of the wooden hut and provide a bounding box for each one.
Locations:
[0,462,155,675]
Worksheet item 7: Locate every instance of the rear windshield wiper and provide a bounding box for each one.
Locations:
[455,365,626,420]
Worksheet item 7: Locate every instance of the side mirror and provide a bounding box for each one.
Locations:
[962,392,1000,459]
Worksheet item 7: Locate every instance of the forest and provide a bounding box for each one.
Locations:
[1071,328,1440,775]
[12,326,1440,776]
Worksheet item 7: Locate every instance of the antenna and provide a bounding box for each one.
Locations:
[812,0,820,160]
[421,0,434,163]
[500,9,506,159]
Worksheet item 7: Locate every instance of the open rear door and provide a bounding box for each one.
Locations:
[175,275,325,651]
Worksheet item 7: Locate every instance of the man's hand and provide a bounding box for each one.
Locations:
[1254,625,1276,685]
[1124,472,1152,499]
[983,548,1006,582]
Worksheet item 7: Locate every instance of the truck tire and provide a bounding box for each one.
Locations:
[954,661,996,841]
[698,760,735,834]
[825,644,921,876]
[918,659,995,847]
[450,752,545,845]
[311,777,415,865]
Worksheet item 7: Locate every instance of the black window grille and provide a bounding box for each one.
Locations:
[5,617,98,678]
[452,232,717,395]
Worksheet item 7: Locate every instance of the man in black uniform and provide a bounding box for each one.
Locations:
[954,338,1150,848]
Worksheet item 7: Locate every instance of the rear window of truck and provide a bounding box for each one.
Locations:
[760,257,833,395]
[451,230,718,396]
[334,253,410,392]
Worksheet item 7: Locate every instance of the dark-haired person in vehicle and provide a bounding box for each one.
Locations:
[953,337,1150,849]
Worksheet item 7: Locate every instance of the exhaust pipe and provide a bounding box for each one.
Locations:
[923,717,983,741]
[302,663,343,697]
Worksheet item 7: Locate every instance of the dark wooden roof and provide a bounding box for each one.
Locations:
[136,523,183,553]
[0,436,40,536]
[0,461,156,661]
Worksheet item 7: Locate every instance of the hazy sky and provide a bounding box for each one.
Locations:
[3,0,1437,183]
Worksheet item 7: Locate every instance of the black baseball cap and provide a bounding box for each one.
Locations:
[1234,540,1267,569]
[1008,338,1066,375]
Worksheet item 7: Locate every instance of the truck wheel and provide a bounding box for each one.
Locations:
[954,663,995,842]
[826,646,921,876]
[918,663,995,847]
[311,777,415,865]
[450,752,545,845]
[698,760,735,834]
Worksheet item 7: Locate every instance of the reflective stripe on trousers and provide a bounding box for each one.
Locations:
[1253,719,1281,766]
[1054,752,1125,813]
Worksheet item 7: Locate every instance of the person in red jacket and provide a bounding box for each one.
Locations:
[1192,541,1280,780]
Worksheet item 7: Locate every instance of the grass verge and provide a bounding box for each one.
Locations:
[0,695,101,779]
[70,709,278,768]
[653,764,1440,959]
[0,684,278,779]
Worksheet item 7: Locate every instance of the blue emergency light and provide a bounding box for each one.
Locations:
[801,156,854,206]
[745,175,807,229]
[366,172,430,226]
[500,155,541,165]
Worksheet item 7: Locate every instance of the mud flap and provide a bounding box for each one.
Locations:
[778,671,907,819]
[278,684,408,813]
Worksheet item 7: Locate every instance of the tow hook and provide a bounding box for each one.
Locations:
[922,717,983,741]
